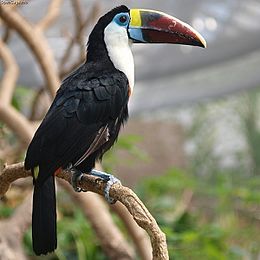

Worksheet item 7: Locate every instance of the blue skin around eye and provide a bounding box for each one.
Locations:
[113,12,130,27]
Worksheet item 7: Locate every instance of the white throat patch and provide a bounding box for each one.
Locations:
[104,22,135,93]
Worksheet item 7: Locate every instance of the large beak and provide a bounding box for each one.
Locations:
[128,9,207,48]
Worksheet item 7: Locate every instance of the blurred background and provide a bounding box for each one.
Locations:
[0,0,260,259]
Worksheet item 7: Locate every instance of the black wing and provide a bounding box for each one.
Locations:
[25,64,129,184]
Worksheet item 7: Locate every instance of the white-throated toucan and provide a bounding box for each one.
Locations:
[25,5,206,255]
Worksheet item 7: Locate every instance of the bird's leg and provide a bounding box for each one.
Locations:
[90,169,121,204]
[67,165,120,202]
[67,164,86,192]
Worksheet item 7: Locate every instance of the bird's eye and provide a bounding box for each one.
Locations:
[114,13,129,26]
[119,15,127,24]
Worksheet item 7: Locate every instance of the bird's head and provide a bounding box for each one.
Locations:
[87,5,206,61]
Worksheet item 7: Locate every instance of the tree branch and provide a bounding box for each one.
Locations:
[111,202,152,260]
[59,2,100,78]
[0,39,34,143]
[0,162,169,259]
[0,105,34,144]
[36,0,63,31]
[59,180,135,259]
[0,5,60,97]
[0,38,18,105]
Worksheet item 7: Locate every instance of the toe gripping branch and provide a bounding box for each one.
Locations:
[90,169,121,204]
[69,165,121,204]
[70,166,87,192]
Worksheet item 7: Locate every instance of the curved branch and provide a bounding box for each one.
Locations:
[0,162,169,260]
[0,39,34,143]
[0,38,19,105]
[0,38,34,143]
[0,5,60,97]
[36,0,63,31]
[59,181,134,259]
[59,2,100,78]
[0,105,34,144]
[70,0,83,30]
[111,202,152,260]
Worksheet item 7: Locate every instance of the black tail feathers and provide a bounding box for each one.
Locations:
[32,175,57,255]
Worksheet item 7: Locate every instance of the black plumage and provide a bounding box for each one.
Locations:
[25,5,130,255]
[26,65,129,183]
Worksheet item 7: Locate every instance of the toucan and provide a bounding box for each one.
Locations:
[25,5,206,255]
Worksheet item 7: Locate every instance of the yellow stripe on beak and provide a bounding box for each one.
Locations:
[130,9,142,27]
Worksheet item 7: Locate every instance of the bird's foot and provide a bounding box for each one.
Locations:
[90,169,121,204]
[68,165,86,192]
[67,165,120,202]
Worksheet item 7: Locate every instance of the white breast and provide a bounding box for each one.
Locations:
[104,22,135,93]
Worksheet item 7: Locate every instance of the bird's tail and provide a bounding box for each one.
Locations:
[32,175,57,255]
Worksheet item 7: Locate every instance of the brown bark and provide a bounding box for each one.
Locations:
[36,0,63,31]
[0,39,18,105]
[0,162,169,259]
[0,5,60,97]
[0,39,34,143]
[112,202,153,260]
[60,180,135,259]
